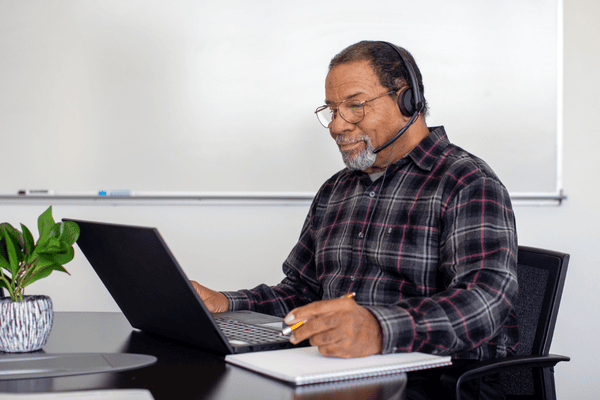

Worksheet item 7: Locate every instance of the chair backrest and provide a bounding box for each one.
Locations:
[498,246,569,399]
[514,246,569,356]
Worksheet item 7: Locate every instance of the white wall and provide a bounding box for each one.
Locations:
[0,0,598,397]
[0,203,312,312]
[529,0,600,397]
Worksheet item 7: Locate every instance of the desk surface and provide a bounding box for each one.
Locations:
[0,312,407,400]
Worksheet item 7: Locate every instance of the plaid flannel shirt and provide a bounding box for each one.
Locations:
[224,126,519,360]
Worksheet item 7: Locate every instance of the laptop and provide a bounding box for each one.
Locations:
[64,218,304,355]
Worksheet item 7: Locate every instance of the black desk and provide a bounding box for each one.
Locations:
[0,312,407,399]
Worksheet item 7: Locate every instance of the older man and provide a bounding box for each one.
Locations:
[192,40,518,398]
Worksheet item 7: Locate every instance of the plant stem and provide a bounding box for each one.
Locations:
[20,260,37,289]
[10,261,31,302]
[0,273,17,301]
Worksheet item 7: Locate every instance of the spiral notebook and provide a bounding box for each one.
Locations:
[225,346,452,385]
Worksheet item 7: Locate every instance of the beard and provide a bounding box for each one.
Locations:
[336,135,377,171]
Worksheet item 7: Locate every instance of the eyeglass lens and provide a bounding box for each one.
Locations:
[316,103,364,128]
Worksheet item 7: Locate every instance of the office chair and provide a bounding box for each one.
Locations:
[455,246,570,400]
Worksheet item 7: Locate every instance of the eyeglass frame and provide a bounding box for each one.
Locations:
[314,90,397,128]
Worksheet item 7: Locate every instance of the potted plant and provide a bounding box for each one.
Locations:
[0,206,79,352]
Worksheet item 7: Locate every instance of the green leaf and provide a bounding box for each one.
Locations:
[0,224,15,262]
[19,257,50,287]
[37,206,55,246]
[21,224,35,258]
[56,221,80,246]
[0,223,6,241]
[0,208,78,295]
[0,223,24,264]
[0,222,10,239]
[22,265,54,287]
[26,251,69,281]
[34,253,55,269]
[4,234,20,278]
[1,223,24,247]
[49,222,61,238]
[0,238,8,265]
[50,246,75,265]
[0,255,11,277]
[48,237,61,252]
[22,263,69,288]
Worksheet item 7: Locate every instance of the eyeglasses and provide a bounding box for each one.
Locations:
[314,91,396,128]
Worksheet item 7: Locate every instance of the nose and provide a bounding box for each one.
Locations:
[329,113,356,138]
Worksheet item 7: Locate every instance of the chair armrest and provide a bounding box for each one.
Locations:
[456,354,569,400]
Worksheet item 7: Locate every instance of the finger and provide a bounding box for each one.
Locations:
[292,304,383,358]
[307,325,345,347]
[289,310,345,344]
[312,322,379,358]
[307,324,358,358]
[190,280,203,296]
[317,335,381,358]
[316,342,356,359]
[189,280,229,313]
[285,296,354,325]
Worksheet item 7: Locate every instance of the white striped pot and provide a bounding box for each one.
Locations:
[0,295,54,352]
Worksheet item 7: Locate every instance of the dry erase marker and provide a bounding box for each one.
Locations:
[109,190,134,197]
[98,190,134,197]
[281,292,355,336]
[18,189,55,196]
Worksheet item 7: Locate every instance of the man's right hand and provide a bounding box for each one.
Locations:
[190,280,229,313]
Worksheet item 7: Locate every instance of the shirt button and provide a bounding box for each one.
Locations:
[358,232,364,238]
[350,275,355,281]
[369,191,376,197]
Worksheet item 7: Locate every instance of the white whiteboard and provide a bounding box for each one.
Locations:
[0,0,560,196]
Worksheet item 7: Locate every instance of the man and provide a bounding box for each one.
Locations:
[192,41,518,397]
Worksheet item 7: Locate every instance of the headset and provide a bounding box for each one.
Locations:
[348,43,427,289]
[372,41,426,154]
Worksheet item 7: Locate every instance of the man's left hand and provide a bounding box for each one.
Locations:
[285,296,382,358]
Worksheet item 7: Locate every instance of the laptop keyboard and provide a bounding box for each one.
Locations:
[215,316,287,345]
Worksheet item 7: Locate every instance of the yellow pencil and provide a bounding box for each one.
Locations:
[281,292,355,336]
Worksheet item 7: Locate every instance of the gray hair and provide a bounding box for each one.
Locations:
[329,41,429,118]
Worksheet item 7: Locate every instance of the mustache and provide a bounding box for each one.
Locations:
[335,136,371,146]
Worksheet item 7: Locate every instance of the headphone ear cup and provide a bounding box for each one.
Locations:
[397,87,415,116]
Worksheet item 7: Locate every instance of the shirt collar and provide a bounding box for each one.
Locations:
[404,126,450,171]
[349,126,450,183]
